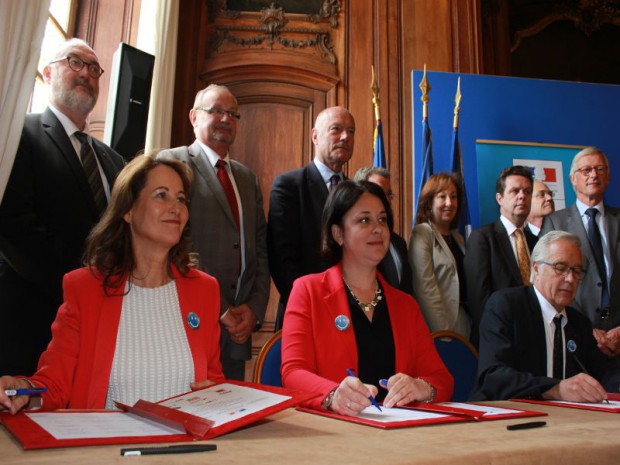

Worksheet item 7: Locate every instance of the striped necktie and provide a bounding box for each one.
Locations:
[74,131,106,214]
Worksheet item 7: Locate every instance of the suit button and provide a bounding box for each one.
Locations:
[233,243,239,249]
[231,284,236,290]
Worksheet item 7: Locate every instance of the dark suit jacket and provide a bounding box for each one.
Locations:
[541,204,620,331]
[268,163,332,328]
[464,220,538,343]
[471,286,620,401]
[378,232,414,295]
[0,108,124,375]
[159,143,269,371]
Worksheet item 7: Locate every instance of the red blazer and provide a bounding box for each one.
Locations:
[29,266,224,410]
[281,264,453,409]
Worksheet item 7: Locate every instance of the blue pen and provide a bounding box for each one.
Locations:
[346,369,382,412]
[4,387,47,396]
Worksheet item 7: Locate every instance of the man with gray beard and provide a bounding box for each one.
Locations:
[0,38,124,376]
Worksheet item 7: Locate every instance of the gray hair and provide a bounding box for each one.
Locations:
[193,83,237,108]
[530,230,582,281]
[570,147,609,175]
[354,166,390,182]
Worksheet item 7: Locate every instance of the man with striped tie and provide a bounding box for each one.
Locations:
[0,38,124,376]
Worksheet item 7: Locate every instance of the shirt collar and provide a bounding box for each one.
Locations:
[500,215,521,236]
[48,104,86,137]
[576,199,605,217]
[313,158,341,184]
[534,284,567,326]
[196,140,230,168]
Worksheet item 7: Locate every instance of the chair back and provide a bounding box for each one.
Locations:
[252,330,283,387]
[431,330,478,402]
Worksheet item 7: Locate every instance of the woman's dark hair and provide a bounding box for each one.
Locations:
[320,180,393,265]
[83,151,194,293]
[415,172,463,229]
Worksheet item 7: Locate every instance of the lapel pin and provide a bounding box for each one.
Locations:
[187,312,200,330]
[335,314,350,331]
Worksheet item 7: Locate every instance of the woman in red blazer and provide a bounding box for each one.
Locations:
[1,153,224,413]
[281,181,453,415]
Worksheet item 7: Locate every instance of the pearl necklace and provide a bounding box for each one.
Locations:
[344,280,383,313]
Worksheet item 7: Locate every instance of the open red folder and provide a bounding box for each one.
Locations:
[297,402,545,429]
[0,381,317,450]
[512,393,620,413]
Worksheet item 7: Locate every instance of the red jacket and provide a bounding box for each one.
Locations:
[29,266,224,410]
[281,264,453,409]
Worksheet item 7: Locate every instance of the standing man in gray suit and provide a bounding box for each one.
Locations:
[0,39,125,376]
[541,147,620,357]
[160,84,269,380]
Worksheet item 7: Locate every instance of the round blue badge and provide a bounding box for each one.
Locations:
[187,312,200,330]
[566,339,577,353]
[334,314,350,331]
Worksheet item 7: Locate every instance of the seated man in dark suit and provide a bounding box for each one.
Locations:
[464,165,537,344]
[354,166,413,295]
[0,39,125,375]
[471,231,620,401]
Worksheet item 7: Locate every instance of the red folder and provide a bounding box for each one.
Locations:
[408,402,547,421]
[511,393,620,413]
[296,406,468,429]
[0,380,317,450]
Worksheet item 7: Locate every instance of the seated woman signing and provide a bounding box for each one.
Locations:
[0,153,224,414]
[281,181,453,415]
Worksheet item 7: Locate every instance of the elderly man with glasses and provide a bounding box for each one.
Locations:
[159,84,269,380]
[541,147,620,357]
[0,38,125,376]
[471,231,620,401]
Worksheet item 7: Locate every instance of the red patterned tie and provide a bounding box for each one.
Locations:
[215,159,240,232]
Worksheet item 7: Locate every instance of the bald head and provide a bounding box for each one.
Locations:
[312,106,355,173]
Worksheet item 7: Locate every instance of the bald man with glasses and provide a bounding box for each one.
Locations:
[541,147,620,357]
[0,38,124,376]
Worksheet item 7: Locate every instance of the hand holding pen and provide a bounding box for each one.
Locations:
[381,373,435,408]
[0,375,46,415]
[329,370,380,416]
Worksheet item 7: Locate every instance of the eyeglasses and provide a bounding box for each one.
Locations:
[49,55,104,78]
[195,107,241,121]
[538,261,586,280]
[574,165,608,177]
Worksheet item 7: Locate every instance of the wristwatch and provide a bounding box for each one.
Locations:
[321,388,337,410]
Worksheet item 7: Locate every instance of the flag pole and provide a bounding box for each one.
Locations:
[371,65,386,168]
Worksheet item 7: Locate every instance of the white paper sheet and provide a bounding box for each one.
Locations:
[355,406,451,423]
[158,383,291,427]
[550,399,620,410]
[26,412,181,440]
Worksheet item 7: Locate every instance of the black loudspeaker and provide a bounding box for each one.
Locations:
[104,43,155,161]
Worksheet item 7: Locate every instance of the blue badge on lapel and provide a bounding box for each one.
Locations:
[334,314,350,331]
[187,312,200,330]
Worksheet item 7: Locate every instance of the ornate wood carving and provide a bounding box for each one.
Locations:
[510,0,620,52]
[206,1,338,65]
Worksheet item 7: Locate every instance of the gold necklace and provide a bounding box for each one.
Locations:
[344,280,383,313]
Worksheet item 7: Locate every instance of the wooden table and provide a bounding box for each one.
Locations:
[2,402,619,465]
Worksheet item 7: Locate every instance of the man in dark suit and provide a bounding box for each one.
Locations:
[471,231,620,401]
[354,166,413,295]
[268,106,355,330]
[160,84,269,380]
[464,165,537,344]
[541,147,620,357]
[0,39,125,375]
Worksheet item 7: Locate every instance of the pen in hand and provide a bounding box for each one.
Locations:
[566,340,611,404]
[346,369,382,412]
[4,388,47,396]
